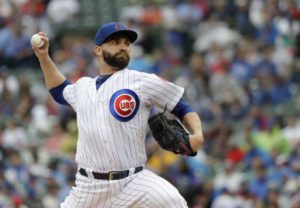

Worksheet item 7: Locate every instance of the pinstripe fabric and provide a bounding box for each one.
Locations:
[61,68,186,207]
[62,69,184,172]
[60,170,188,208]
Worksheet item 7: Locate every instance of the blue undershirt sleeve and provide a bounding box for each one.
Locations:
[49,80,72,106]
[171,98,194,121]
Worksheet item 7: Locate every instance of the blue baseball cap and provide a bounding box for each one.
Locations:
[94,22,138,45]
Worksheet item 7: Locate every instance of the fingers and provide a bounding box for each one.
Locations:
[38,32,46,37]
[38,31,48,44]
[39,32,48,43]
[32,32,49,56]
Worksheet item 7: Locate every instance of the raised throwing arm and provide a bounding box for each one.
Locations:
[32,32,66,89]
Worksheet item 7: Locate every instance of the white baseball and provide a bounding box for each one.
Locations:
[31,34,45,48]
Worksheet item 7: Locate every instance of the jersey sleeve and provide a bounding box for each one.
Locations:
[63,83,77,111]
[141,73,184,112]
[62,77,93,112]
[49,80,71,106]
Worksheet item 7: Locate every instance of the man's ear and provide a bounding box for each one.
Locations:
[94,46,102,56]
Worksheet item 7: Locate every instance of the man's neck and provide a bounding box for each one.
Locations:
[99,66,119,76]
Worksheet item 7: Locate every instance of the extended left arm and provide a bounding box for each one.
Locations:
[182,112,204,152]
[171,98,204,152]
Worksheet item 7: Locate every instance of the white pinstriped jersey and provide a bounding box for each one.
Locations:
[62,68,184,172]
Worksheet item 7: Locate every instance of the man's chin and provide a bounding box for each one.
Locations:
[114,67,125,71]
[111,61,129,70]
[103,56,129,70]
[111,64,128,70]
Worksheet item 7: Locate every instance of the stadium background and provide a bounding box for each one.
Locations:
[1,0,300,207]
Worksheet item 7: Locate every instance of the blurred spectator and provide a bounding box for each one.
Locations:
[2,120,28,150]
[246,105,269,130]
[60,119,77,155]
[193,13,240,53]
[233,0,254,37]
[176,0,206,30]
[42,178,59,208]
[0,171,12,207]
[46,0,79,24]
[253,45,277,77]
[120,0,143,24]
[0,20,37,68]
[213,160,245,194]
[248,163,269,199]
[175,52,213,120]
[251,122,289,154]
[243,138,272,170]
[58,174,75,204]
[0,77,17,120]
[21,0,53,39]
[211,188,240,208]
[264,185,281,208]
[209,69,249,119]
[291,58,300,84]
[229,46,254,85]
[128,45,154,73]
[4,149,29,192]
[282,116,300,146]
[203,119,233,158]
[254,11,278,46]
[225,142,245,165]
[147,143,179,175]
[0,0,14,21]
[43,122,66,154]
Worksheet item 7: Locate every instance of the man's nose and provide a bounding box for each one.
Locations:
[120,42,129,50]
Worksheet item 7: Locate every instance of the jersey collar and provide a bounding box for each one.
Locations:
[96,74,113,90]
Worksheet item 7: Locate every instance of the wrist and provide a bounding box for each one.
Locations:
[189,134,204,152]
[38,54,50,60]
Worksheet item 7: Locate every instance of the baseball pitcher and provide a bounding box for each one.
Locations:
[32,22,204,208]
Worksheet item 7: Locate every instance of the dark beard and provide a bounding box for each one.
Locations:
[102,49,130,70]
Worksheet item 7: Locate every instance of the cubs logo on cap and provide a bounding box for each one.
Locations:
[115,24,121,31]
[109,89,140,122]
[94,22,138,46]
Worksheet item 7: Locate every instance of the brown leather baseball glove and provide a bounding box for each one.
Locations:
[148,111,197,156]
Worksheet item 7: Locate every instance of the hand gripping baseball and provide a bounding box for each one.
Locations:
[148,108,197,156]
[31,32,49,58]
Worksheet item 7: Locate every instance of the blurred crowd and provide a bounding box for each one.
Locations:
[1,0,300,207]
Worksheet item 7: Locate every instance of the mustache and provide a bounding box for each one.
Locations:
[116,51,129,57]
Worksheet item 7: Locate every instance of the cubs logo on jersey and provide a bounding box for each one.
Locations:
[109,89,140,122]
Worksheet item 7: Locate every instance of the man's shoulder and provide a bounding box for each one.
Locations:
[72,76,95,87]
[125,68,155,78]
[76,76,94,83]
